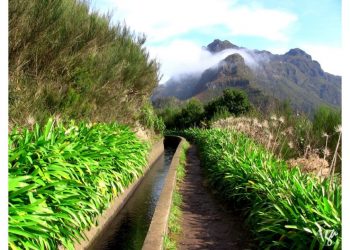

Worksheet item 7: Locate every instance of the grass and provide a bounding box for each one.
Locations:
[212,113,342,179]
[164,140,189,250]
[9,0,159,126]
[179,128,341,249]
[8,118,149,249]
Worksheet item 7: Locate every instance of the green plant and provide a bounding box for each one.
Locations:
[208,106,231,124]
[179,128,341,249]
[312,106,341,159]
[157,106,182,129]
[139,102,165,134]
[9,118,149,249]
[294,114,314,154]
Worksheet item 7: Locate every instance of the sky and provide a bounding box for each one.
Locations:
[90,0,341,83]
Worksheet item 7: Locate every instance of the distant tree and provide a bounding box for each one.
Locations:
[277,99,293,123]
[312,105,341,150]
[152,96,182,109]
[205,88,250,119]
[176,99,204,129]
[158,106,181,129]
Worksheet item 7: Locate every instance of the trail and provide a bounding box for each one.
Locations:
[178,145,256,250]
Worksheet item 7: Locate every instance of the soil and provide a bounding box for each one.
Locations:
[177,145,257,250]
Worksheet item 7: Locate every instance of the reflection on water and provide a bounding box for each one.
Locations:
[88,145,176,250]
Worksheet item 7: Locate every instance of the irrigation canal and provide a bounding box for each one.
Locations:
[88,143,177,250]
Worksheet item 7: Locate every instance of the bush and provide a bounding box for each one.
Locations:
[204,88,250,119]
[158,89,251,130]
[211,115,299,160]
[208,107,231,125]
[9,0,159,126]
[139,103,165,134]
[157,106,182,129]
[294,114,314,154]
[312,106,341,155]
[177,99,204,128]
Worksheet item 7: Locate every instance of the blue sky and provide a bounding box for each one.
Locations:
[90,0,342,82]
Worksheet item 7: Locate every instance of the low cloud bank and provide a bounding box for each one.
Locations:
[149,40,270,84]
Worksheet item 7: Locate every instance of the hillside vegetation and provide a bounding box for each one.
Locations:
[159,91,341,171]
[9,0,159,126]
[179,128,341,249]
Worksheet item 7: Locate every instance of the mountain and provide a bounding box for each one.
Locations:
[152,39,341,114]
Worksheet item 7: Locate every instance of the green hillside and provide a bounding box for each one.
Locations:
[9,0,159,126]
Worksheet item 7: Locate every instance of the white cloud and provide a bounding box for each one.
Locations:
[94,0,298,82]
[148,40,203,82]
[105,0,297,43]
[224,6,297,41]
[148,39,271,83]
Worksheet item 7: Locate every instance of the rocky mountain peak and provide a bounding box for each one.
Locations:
[206,39,239,53]
[285,48,312,60]
[222,53,245,65]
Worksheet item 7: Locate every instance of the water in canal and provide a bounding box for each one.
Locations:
[88,144,177,250]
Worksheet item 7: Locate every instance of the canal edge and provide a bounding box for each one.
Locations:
[62,139,165,250]
[142,136,187,250]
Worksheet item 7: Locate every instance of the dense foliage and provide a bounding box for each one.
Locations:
[204,88,251,118]
[9,0,159,126]
[158,88,251,129]
[312,106,341,152]
[139,102,165,134]
[9,119,149,249]
[179,128,341,249]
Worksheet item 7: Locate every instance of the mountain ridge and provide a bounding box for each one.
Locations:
[152,39,341,114]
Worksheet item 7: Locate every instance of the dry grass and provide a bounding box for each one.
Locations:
[212,115,341,179]
[212,115,295,158]
[287,153,329,178]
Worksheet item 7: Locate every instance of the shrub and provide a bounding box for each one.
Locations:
[204,88,250,119]
[139,102,165,134]
[294,114,314,153]
[207,106,231,124]
[312,106,341,156]
[157,106,182,130]
[9,0,159,126]
[174,99,204,129]
[158,89,251,130]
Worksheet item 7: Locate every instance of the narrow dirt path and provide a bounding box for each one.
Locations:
[178,145,256,250]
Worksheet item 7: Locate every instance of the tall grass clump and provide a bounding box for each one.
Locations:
[212,107,342,178]
[9,0,159,126]
[139,102,165,134]
[9,118,149,249]
[180,128,341,249]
